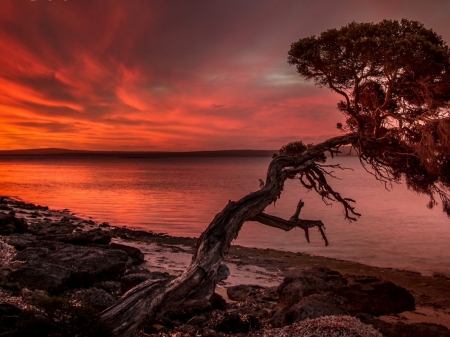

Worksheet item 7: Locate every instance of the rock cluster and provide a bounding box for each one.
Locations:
[0,198,163,336]
[270,266,415,327]
[1,197,450,337]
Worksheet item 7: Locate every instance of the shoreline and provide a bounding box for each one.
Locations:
[1,196,450,332]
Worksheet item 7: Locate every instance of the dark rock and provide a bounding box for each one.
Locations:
[227,284,265,302]
[0,313,20,328]
[121,273,152,293]
[0,213,28,234]
[284,293,348,325]
[358,314,450,337]
[216,312,260,334]
[9,262,72,293]
[0,302,22,318]
[14,247,51,262]
[27,221,74,236]
[271,267,415,327]
[4,236,63,251]
[276,267,347,307]
[62,228,112,245]
[3,234,36,250]
[340,275,415,316]
[9,244,130,293]
[70,287,116,310]
[227,284,278,303]
[47,245,130,287]
[186,314,208,326]
[29,240,63,251]
[209,292,227,311]
[0,224,15,235]
[110,242,144,264]
[95,281,122,296]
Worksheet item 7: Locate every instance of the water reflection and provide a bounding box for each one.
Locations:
[1,156,449,275]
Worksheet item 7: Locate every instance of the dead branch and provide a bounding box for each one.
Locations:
[290,199,305,221]
[248,199,329,246]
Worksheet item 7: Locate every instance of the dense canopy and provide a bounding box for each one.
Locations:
[288,19,450,215]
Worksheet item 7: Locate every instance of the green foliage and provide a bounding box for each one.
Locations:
[288,19,450,216]
[279,141,326,163]
[14,296,112,337]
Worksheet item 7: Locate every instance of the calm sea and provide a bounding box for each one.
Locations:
[1,156,449,276]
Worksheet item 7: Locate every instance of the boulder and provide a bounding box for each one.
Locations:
[121,273,152,293]
[284,293,348,324]
[44,245,130,286]
[110,242,144,264]
[9,262,72,293]
[0,213,28,234]
[9,244,130,293]
[276,267,347,307]
[271,267,415,327]
[209,292,227,311]
[227,284,278,303]
[339,275,415,316]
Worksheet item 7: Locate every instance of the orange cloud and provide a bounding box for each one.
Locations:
[0,0,448,151]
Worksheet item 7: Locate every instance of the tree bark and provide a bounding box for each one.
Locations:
[100,133,359,336]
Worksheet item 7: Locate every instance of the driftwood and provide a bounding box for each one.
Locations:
[100,133,359,336]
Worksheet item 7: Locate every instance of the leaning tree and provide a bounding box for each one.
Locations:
[101,19,450,336]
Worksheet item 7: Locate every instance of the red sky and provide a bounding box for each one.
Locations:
[1,0,449,151]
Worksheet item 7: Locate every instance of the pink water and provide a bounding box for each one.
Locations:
[1,156,449,276]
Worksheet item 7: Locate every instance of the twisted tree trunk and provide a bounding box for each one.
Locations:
[101,133,358,336]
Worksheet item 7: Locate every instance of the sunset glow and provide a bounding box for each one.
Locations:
[1,0,449,151]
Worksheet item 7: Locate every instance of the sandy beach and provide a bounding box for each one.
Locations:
[1,196,450,336]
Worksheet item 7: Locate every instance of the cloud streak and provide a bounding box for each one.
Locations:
[0,0,449,150]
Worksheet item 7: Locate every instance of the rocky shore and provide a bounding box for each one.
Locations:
[0,196,449,336]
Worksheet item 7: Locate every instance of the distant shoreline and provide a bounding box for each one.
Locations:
[0,148,277,158]
[0,145,357,157]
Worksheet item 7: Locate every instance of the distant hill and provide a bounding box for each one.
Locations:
[0,148,278,158]
[0,146,358,158]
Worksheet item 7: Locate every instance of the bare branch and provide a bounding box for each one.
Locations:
[289,199,304,221]
[248,211,329,246]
